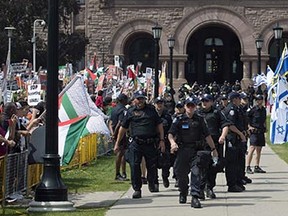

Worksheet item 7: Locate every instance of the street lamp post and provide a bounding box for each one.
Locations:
[32,19,46,72]
[29,0,74,212]
[255,38,264,75]
[273,23,283,62]
[168,35,175,94]
[102,38,105,67]
[152,24,162,99]
[4,26,16,69]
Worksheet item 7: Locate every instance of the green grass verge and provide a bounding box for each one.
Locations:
[266,116,288,163]
[62,155,131,194]
[1,207,107,216]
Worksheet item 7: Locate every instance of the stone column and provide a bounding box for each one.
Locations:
[242,61,250,79]
[173,61,177,79]
[251,61,258,78]
[178,61,185,79]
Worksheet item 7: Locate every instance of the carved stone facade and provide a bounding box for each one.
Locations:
[72,0,288,87]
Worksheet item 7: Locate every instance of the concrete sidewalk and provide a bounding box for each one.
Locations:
[105,145,288,216]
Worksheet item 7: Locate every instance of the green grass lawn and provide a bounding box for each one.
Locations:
[1,155,131,215]
[62,155,131,193]
[2,207,107,216]
[266,116,288,163]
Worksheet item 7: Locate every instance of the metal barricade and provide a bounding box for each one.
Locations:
[0,156,5,202]
[5,150,28,197]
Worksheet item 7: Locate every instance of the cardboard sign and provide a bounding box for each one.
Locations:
[27,84,41,106]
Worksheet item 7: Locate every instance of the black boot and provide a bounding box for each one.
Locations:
[191,196,201,208]
[179,193,187,204]
[132,190,142,199]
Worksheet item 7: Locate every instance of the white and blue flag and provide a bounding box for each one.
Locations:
[270,77,288,144]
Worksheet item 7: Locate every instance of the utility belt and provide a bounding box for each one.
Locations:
[130,136,158,145]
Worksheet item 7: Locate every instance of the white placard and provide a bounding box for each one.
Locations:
[145,67,153,79]
[114,56,120,67]
[27,84,41,106]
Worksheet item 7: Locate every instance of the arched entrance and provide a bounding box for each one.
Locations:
[123,32,154,72]
[185,25,242,84]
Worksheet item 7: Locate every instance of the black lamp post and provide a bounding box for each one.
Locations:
[152,23,162,99]
[273,23,283,62]
[255,38,264,75]
[34,0,68,202]
[102,38,105,67]
[168,35,175,94]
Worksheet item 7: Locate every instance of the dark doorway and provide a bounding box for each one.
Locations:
[124,32,154,73]
[185,25,242,85]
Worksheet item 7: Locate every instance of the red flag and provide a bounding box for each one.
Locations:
[86,68,97,81]
[128,67,136,80]
[90,52,98,71]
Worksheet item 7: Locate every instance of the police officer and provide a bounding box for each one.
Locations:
[172,101,185,120]
[168,97,218,208]
[154,97,172,188]
[198,94,230,199]
[109,93,128,181]
[114,90,165,199]
[223,92,247,192]
[246,94,267,174]
[216,94,228,111]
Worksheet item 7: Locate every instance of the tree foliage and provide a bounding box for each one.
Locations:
[0,0,88,69]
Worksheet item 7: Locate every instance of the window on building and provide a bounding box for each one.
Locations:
[205,38,223,73]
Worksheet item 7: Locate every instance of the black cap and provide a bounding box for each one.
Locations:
[185,97,197,105]
[255,94,264,100]
[117,93,128,101]
[175,101,184,108]
[154,96,164,103]
[201,94,213,101]
[220,94,228,100]
[240,92,248,99]
[228,92,241,100]
[133,90,146,99]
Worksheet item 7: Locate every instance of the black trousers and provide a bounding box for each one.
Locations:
[225,139,245,187]
[201,143,224,191]
[126,140,158,191]
[174,146,200,197]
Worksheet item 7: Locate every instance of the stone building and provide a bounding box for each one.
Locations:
[73,0,288,88]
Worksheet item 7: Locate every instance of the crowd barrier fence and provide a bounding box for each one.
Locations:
[0,133,112,205]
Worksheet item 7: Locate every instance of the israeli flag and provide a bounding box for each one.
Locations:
[270,77,288,144]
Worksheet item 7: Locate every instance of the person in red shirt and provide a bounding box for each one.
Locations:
[95,90,104,109]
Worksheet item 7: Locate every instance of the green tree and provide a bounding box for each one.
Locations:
[0,0,88,69]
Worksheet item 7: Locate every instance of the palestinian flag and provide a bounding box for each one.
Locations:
[58,76,91,122]
[59,116,89,165]
[86,68,97,81]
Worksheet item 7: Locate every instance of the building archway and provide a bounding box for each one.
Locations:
[123,32,154,71]
[185,25,242,84]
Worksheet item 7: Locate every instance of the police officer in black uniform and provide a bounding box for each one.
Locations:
[115,90,165,199]
[246,94,267,174]
[168,97,218,208]
[198,94,230,199]
[223,92,247,192]
[154,97,173,188]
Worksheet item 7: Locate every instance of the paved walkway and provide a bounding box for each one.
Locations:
[103,145,288,216]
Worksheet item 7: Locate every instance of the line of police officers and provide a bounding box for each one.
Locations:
[114,89,266,209]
